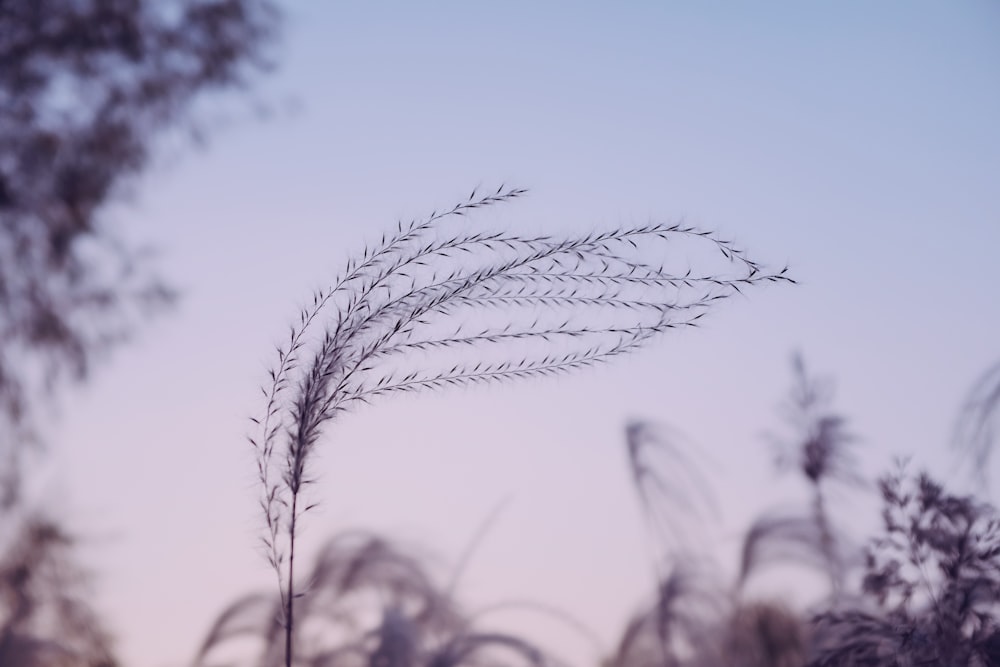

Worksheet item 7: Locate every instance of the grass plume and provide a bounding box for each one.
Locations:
[953,360,1000,490]
[247,186,793,666]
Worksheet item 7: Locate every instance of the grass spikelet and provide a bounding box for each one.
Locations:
[247,187,793,666]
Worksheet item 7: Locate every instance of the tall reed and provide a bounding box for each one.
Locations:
[248,187,793,666]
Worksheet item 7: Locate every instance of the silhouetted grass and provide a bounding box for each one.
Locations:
[247,187,792,666]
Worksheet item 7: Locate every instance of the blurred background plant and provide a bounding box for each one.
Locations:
[810,465,1000,666]
[0,515,117,667]
[741,356,861,604]
[607,358,844,667]
[0,0,278,503]
[191,353,1000,667]
[194,531,559,667]
[0,1,280,664]
[605,356,1000,667]
[954,361,1000,493]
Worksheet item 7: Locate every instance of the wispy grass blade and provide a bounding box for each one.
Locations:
[246,187,793,666]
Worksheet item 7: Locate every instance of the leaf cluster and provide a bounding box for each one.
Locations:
[0,513,118,667]
[0,0,279,503]
[811,467,1000,666]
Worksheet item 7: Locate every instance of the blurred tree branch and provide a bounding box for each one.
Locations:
[0,0,280,506]
[0,1,281,664]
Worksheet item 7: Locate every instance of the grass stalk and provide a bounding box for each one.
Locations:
[246,187,793,665]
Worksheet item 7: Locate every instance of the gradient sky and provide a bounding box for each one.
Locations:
[34,2,1000,665]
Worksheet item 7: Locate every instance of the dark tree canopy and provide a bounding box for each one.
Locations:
[811,468,1000,666]
[0,2,281,664]
[0,516,119,667]
[0,0,278,503]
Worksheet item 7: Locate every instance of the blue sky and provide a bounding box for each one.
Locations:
[37,2,1000,665]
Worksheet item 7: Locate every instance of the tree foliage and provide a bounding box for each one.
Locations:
[0,0,278,502]
[0,515,117,667]
[810,467,1000,666]
[0,2,280,664]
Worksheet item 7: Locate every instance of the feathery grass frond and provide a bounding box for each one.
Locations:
[248,187,793,666]
[953,360,1000,490]
[737,513,850,590]
[624,421,720,561]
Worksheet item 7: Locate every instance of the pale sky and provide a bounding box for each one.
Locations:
[33,2,1000,666]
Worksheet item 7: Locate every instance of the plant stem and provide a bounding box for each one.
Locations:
[813,487,841,601]
[285,492,297,667]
